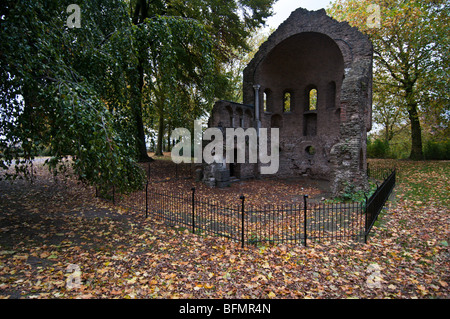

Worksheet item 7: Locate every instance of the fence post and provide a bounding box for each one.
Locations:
[364,194,368,244]
[240,195,245,248]
[191,187,196,234]
[145,181,149,218]
[303,195,308,247]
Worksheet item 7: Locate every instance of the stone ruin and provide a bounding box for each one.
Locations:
[199,8,373,196]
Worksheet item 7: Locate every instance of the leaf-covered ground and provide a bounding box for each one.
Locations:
[142,154,328,206]
[0,159,448,299]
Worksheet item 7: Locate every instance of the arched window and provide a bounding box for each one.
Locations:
[263,91,267,112]
[236,108,244,127]
[283,92,291,112]
[304,87,318,136]
[245,110,253,127]
[226,105,234,127]
[308,88,317,111]
[263,89,271,112]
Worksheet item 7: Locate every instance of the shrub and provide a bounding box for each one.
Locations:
[367,138,389,158]
[424,140,450,160]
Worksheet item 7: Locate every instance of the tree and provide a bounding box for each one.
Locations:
[132,15,217,156]
[372,71,408,145]
[328,0,449,160]
[222,28,272,103]
[0,0,145,191]
[127,0,276,157]
[0,0,276,191]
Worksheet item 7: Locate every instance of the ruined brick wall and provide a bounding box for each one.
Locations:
[204,8,373,195]
[243,8,373,195]
[202,101,257,185]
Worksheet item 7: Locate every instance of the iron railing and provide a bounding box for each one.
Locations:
[96,164,396,247]
[364,169,396,241]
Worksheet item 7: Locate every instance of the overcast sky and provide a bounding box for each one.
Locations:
[265,0,333,30]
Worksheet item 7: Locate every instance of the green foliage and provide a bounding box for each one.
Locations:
[129,0,276,155]
[328,0,450,160]
[0,0,145,192]
[134,15,217,122]
[0,0,276,191]
[367,138,389,159]
[424,140,450,160]
[220,29,271,103]
[335,180,377,203]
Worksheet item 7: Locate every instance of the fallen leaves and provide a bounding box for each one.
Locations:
[267,291,276,298]
[0,159,449,299]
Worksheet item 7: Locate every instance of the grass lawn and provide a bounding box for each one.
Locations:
[0,158,448,299]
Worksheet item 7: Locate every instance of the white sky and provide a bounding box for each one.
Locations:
[265,0,334,30]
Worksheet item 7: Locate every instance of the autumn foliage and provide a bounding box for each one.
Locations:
[0,159,448,299]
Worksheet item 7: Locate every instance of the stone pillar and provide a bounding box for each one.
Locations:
[253,84,261,136]
[253,85,261,179]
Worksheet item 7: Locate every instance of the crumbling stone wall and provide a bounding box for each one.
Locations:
[201,101,257,185]
[203,8,373,196]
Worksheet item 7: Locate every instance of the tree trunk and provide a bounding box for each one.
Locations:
[383,121,390,145]
[408,103,423,160]
[132,0,153,162]
[404,83,423,160]
[134,60,153,162]
[167,125,172,152]
[134,104,151,161]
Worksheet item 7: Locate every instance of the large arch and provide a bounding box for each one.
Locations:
[205,8,373,195]
[257,32,344,114]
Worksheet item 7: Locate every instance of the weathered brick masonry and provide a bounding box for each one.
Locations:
[201,8,373,196]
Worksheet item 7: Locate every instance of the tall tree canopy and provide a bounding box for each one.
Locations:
[0,0,146,192]
[128,0,276,157]
[0,0,275,190]
[328,0,449,160]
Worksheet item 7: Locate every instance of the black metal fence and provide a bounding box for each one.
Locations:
[367,163,395,182]
[364,168,396,241]
[96,166,396,247]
